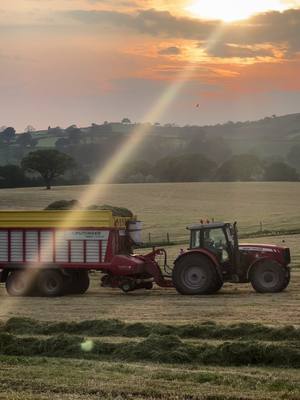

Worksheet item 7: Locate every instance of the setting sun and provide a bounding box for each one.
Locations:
[185,0,288,22]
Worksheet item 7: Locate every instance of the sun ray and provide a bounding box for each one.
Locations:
[0,23,227,315]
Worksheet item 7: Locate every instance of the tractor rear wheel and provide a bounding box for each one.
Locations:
[37,270,64,297]
[172,254,218,295]
[281,268,291,291]
[250,261,289,293]
[6,270,36,297]
[208,275,224,294]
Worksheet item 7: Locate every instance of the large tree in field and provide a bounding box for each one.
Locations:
[21,149,75,189]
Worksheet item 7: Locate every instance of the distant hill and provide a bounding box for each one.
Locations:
[202,113,300,157]
[1,112,300,173]
[29,112,300,156]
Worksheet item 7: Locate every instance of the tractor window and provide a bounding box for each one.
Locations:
[191,230,201,248]
[204,228,225,248]
[203,228,229,262]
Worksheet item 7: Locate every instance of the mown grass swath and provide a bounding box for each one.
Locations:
[0,331,299,367]
[4,317,300,341]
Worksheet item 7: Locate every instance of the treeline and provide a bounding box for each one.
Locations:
[0,124,230,175]
[117,153,300,183]
[0,151,299,190]
[0,127,37,147]
[1,120,300,187]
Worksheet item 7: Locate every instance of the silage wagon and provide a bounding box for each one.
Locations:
[0,211,291,296]
[0,210,167,296]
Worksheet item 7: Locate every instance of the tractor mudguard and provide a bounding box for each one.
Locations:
[174,249,223,280]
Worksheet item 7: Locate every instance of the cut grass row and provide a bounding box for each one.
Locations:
[0,332,299,368]
[4,317,300,342]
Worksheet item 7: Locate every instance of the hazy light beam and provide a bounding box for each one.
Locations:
[79,25,225,206]
[0,23,226,314]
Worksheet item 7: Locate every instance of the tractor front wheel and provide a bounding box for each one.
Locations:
[172,254,218,295]
[250,261,289,293]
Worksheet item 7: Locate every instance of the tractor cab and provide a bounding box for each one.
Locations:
[170,221,290,295]
[188,222,238,269]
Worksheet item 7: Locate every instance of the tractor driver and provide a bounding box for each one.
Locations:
[203,229,229,263]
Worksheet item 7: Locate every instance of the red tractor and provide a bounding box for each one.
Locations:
[102,221,291,294]
[171,222,291,294]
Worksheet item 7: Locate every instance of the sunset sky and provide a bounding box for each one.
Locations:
[1,0,300,131]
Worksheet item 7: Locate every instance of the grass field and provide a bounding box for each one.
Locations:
[1,182,300,242]
[0,183,299,399]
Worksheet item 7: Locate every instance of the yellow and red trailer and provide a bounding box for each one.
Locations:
[0,210,169,296]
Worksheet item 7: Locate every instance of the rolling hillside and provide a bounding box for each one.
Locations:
[1,112,300,173]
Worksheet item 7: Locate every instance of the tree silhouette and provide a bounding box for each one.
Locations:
[153,153,216,182]
[1,127,16,144]
[16,132,34,147]
[215,154,263,181]
[264,162,299,181]
[25,125,36,133]
[0,165,26,188]
[287,145,300,170]
[66,126,83,145]
[21,149,76,190]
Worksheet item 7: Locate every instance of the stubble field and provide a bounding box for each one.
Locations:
[0,182,299,399]
[1,181,300,239]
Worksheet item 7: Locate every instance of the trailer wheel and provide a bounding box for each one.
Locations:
[37,270,64,297]
[250,261,289,293]
[172,254,218,295]
[64,270,90,295]
[6,270,36,297]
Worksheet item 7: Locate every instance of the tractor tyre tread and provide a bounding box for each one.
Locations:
[37,269,65,297]
[250,261,289,293]
[6,270,37,297]
[65,270,90,295]
[172,254,218,295]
